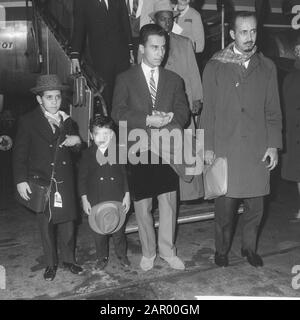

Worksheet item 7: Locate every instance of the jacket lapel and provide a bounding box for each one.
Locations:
[33,108,60,143]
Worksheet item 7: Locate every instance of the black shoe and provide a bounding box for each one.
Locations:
[96,257,109,270]
[214,252,229,267]
[117,256,131,268]
[43,265,57,281]
[241,249,263,267]
[62,262,84,274]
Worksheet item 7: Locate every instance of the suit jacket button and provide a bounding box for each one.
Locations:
[62,161,66,165]
[110,177,114,180]
[50,163,54,166]
[49,144,53,148]
[236,82,240,87]
[100,177,104,181]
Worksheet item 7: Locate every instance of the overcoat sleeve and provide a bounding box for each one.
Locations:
[187,38,203,102]
[70,0,86,59]
[265,62,282,149]
[171,77,190,129]
[201,61,217,151]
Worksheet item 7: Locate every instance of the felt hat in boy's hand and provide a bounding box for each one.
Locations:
[89,201,127,235]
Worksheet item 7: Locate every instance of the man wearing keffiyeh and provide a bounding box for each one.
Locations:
[201,11,282,269]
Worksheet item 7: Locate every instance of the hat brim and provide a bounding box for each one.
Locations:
[30,84,70,94]
[149,10,179,21]
[89,201,126,235]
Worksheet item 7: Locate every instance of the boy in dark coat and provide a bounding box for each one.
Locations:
[78,115,131,270]
[13,74,83,281]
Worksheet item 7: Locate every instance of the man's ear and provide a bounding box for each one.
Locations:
[229,30,235,41]
[139,44,145,55]
[36,95,42,105]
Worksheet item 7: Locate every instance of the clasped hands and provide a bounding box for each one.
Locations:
[146,111,174,128]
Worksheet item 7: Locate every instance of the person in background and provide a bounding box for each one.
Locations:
[70,0,132,113]
[13,74,83,281]
[151,0,203,201]
[126,0,159,63]
[172,0,205,54]
[201,12,282,268]
[281,40,300,222]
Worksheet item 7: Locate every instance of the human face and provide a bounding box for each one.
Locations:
[37,90,62,114]
[177,0,190,10]
[155,11,174,34]
[230,16,257,54]
[91,126,114,148]
[139,35,166,68]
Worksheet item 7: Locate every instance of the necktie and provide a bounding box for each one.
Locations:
[149,69,156,107]
[132,0,139,17]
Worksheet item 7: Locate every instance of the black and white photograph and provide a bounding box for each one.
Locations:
[0,0,300,305]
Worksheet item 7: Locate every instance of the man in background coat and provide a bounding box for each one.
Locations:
[71,0,132,113]
[201,11,282,268]
[112,24,189,272]
[151,0,203,201]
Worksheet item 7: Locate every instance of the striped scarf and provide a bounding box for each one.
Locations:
[211,42,257,66]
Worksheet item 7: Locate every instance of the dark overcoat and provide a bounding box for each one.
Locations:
[281,65,300,182]
[112,65,190,200]
[78,143,129,206]
[13,108,79,224]
[71,0,131,80]
[201,53,282,198]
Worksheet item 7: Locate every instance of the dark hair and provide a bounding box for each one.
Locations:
[229,11,257,32]
[139,23,167,46]
[89,115,114,132]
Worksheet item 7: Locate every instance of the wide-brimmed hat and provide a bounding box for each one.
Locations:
[30,74,70,94]
[88,201,126,235]
[149,0,179,21]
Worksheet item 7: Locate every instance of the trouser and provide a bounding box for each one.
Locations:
[92,222,127,259]
[37,215,75,267]
[214,196,264,255]
[133,191,177,258]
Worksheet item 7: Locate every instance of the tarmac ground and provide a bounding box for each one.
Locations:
[0,178,300,300]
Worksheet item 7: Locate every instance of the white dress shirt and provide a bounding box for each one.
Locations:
[141,61,159,92]
[127,0,143,18]
[99,0,109,9]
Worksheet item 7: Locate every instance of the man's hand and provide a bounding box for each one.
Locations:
[71,58,81,74]
[192,100,203,115]
[60,135,81,147]
[122,192,131,214]
[81,195,91,215]
[262,147,278,171]
[17,182,32,201]
[204,150,216,165]
[146,114,170,128]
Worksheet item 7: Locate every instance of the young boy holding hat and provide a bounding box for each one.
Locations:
[78,115,131,270]
[13,74,83,281]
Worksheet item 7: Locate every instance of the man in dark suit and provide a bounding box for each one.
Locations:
[112,24,189,271]
[71,0,132,112]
